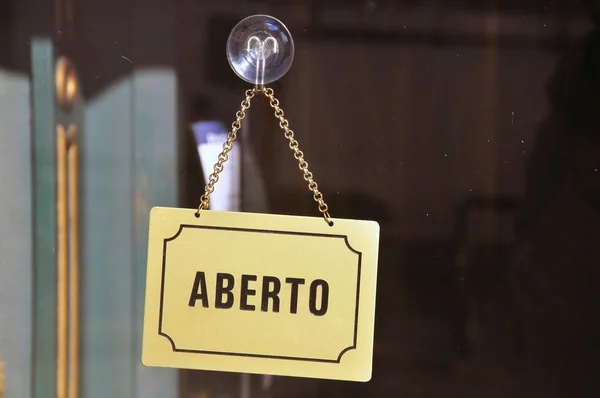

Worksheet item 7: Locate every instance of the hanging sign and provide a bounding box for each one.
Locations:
[142,207,379,381]
[142,14,381,382]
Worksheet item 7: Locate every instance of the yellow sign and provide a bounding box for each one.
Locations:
[142,207,380,382]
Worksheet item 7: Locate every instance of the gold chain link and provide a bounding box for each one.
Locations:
[261,87,332,225]
[196,88,256,214]
[196,86,332,225]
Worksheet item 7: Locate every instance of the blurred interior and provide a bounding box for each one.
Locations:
[1,0,599,397]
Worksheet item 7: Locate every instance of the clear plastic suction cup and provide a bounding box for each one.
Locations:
[226,15,294,85]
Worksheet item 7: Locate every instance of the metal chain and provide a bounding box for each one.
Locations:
[196,88,256,215]
[261,87,332,225]
[196,86,332,226]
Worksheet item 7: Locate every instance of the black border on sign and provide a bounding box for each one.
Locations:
[157,224,362,363]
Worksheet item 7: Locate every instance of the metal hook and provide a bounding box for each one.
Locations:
[246,35,279,85]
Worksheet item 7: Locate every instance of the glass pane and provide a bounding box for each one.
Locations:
[1,1,599,397]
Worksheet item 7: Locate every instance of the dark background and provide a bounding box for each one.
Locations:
[2,0,599,397]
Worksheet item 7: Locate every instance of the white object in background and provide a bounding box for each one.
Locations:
[192,121,241,212]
